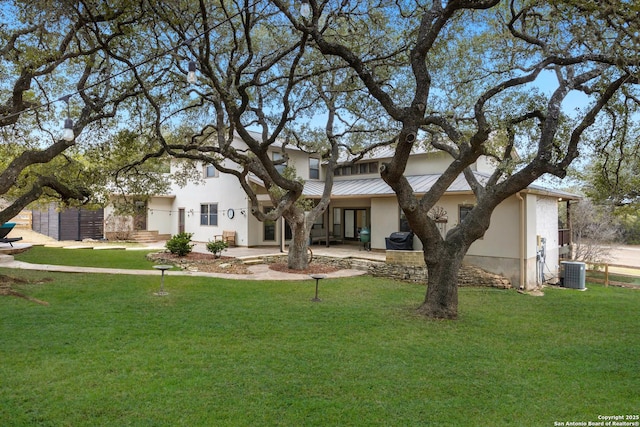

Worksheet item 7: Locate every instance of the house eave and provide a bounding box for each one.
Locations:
[520,187,581,201]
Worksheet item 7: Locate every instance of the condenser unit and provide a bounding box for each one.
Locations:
[561,261,586,290]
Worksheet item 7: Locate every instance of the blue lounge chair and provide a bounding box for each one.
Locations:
[0,222,23,247]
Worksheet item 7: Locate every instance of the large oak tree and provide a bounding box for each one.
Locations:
[270,0,640,318]
[4,1,639,320]
[124,1,394,269]
[0,0,158,225]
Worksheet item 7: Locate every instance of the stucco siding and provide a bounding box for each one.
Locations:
[370,198,400,250]
[467,196,521,259]
[164,163,250,244]
[366,194,523,258]
[363,191,547,291]
[404,152,451,175]
[536,196,560,283]
[147,198,173,235]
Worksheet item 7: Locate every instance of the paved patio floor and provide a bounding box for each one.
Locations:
[0,228,386,261]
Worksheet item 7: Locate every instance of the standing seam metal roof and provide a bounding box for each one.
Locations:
[249,172,578,199]
[303,173,486,197]
[302,172,579,199]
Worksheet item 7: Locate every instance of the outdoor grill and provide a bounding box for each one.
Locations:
[385,231,414,250]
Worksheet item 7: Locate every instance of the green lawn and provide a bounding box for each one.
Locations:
[1,268,638,426]
[14,246,160,270]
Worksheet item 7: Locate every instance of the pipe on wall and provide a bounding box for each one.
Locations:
[516,192,525,290]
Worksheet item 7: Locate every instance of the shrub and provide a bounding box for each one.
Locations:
[620,214,640,245]
[166,232,194,256]
[206,239,228,258]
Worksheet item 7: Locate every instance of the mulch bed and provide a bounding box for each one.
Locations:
[148,252,251,274]
[147,252,340,275]
[269,262,339,275]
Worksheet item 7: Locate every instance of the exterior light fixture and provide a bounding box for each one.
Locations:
[60,95,74,141]
[187,60,197,84]
[300,0,311,19]
[63,118,74,141]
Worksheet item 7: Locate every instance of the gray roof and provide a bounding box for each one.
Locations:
[303,172,580,200]
[303,173,484,198]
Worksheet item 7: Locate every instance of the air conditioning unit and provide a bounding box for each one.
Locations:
[561,261,586,289]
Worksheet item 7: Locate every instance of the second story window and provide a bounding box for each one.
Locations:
[334,161,378,176]
[273,152,286,174]
[204,164,217,178]
[309,158,320,179]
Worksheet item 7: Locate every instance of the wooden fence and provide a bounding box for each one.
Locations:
[585,262,640,288]
[32,204,104,241]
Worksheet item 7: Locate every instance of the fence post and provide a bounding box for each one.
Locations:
[605,263,609,287]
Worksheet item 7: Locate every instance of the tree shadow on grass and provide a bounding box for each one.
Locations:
[0,274,51,305]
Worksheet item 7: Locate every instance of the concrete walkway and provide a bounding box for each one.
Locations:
[0,257,368,280]
[0,237,380,280]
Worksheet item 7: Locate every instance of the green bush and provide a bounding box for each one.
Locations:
[206,239,228,258]
[620,215,640,244]
[165,232,194,256]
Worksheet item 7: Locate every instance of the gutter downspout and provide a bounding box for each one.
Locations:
[516,192,525,290]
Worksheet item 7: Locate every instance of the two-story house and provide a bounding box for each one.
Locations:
[105,135,577,289]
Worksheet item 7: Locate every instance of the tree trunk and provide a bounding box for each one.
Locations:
[287,219,309,270]
[417,247,465,320]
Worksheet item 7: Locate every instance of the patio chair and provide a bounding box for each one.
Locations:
[214,230,236,246]
[0,222,23,247]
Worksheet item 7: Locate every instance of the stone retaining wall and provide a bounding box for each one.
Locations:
[262,254,511,289]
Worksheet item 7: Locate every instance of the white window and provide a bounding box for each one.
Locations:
[200,203,218,226]
[204,164,217,178]
[309,158,320,179]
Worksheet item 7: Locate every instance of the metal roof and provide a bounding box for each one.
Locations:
[249,170,579,200]
[303,173,484,198]
[303,172,579,200]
